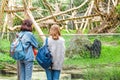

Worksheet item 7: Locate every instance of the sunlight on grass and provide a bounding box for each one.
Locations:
[64,45,120,68]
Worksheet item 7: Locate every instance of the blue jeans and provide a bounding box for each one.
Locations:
[45,69,61,80]
[19,61,33,80]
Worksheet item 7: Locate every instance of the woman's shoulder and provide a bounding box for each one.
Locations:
[19,31,33,35]
[48,36,65,41]
[19,31,34,39]
[24,31,34,38]
[59,37,65,42]
[25,31,33,35]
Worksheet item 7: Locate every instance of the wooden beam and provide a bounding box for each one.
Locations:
[36,0,88,22]
[74,20,101,24]
[57,14,99,22]
[4,7,37,13]
[13,13,24,20]
[8,25,21,31]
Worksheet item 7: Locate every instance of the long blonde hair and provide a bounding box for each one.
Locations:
[49,24,61,40]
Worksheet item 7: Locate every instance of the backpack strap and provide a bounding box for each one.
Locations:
[45,37,48,46]
[18,32,25,40]
[44,37,52,69]
[18,32,29,53]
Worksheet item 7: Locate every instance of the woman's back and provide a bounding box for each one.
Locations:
[48,36,65,70]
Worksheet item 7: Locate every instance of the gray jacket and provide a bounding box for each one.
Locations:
[47,36,65,70]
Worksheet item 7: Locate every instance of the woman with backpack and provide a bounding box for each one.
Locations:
[45,24,65,80]
[18,19,38,80]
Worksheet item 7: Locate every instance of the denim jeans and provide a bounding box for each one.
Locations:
[19,61,33,80]
[45,69,61,80]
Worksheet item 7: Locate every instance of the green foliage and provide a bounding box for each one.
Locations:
[32,0,45,8]
[0,39,15,69]
[60,4,68,11]
[13,17,22,26]
[34,34,43,48]
[61,29,76,34]
[73,0,88,13]
[116,4,120,14]
[0,53,15,69]
[0,64,5,70]
[0,39,10,53]
[0,53,15,65]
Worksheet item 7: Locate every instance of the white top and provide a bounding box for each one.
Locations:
[47,36,65,70]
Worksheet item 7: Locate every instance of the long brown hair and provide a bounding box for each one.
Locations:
[20,19,33,32]
[49,24,61,40]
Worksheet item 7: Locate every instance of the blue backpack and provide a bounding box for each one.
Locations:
[36,38,52,69]
[10,33,26,60]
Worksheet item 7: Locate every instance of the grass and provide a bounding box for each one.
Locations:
[64,44,120,68]
[1,31,120,79]
[1,33,120,66]
[84,67,120,80]
[0,39,10,51]
[63,45,120,79]
[0,53,15,64]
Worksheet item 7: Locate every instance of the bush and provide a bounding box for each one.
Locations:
[66,36,91,58]
[0,53,15,64]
